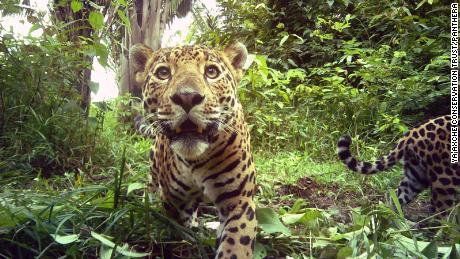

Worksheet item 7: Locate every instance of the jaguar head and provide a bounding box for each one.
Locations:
[130,42,247,159]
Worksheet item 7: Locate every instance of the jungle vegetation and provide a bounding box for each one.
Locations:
[0,0,458,258]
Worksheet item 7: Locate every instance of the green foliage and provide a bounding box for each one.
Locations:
[0,0,458,258]
[0,12,117,176]
[193,0,450,158]
[252,152,460,258]
[0,28,92,176]
[88,11,104,30]
[70,0,84,13]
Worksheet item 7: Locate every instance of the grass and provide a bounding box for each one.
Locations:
[2,147,458,258]
[0,104,459,258]
[254,150,404,208]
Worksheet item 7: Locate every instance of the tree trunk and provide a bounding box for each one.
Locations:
[118,0,179,98]
[79,65,92,117]
[0,89,4,137]
[51,0,110,115]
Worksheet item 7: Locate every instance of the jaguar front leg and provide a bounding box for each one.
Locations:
[215,198,257,259]
[203,171,257,259]
[162,194,202,227]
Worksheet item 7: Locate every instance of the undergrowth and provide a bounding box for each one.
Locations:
[1,1,458,257]
[1,103,459,258]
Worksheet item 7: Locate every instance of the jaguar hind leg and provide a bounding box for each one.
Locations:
[431,181,458,217]
[396,157,430,206]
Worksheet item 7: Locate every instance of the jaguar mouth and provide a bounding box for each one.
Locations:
[175,119,203,134]
[165,119,218,142]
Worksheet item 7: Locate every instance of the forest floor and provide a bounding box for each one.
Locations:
[0,149,456,258]
[254,151,431,219]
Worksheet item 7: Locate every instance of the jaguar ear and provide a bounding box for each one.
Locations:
[224,42,248,71]
[130,43,154,84]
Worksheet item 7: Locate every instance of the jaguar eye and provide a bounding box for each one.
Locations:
[155,66,171,80]
[205,65,220,79]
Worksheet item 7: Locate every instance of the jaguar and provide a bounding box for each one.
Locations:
[338,115,459,215]
[130,42,257,259]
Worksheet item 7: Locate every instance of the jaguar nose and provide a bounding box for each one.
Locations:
[170,92,205,113]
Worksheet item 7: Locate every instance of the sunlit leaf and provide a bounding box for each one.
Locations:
[289,199,305,213]
[330,226,370,241]
[449,245,460,259]
[422,241,437,258]
[127,182,144,195]
[116,0,127,6]
[91,231,149,257]
[50,234,79,245]
[279,35,289,47]
[117,10,130,28]
[89,81,100,94]
[256,207,291,235]
[89,11,104,30]
[94,43,108,66]
[71,0,83,13]
[91,231,115,247]
[337,247,353,259]
[254,241,268,259]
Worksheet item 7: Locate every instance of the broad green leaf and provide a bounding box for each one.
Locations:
[254,55,268,80]
[94,43,108,67]
[277,90,290,102]
[392,234,438,254]
[282,209,323,226]
[243,19,255,30]
[282,213,305,224]
[244,54,255,69]
[91,190,114,208]
[254,241,268,259]
[256,207,291,235]
[116,243,149,257]
[29,23,41,34]
[298,209,323,223]
[289,199,305,213]
[89,11,104,30]
[62,100,82,113]
[71,0,83,13]
[100,245,113,259]
[441,245,460,258]
[337,247,353,259]
[89,81,99,94]
[422,241,437,258]
[116,0,127,6]
[91,231,149,257]
[117,10,130,28]
[91,231,115,247]
[449,245,460,259]
[127,182,144,195]
[279,35,289,47]
[50,234,79,244]
[330,226,370,241]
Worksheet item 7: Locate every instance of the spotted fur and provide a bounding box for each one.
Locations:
[338,115,459,215]
[130,42,256,259]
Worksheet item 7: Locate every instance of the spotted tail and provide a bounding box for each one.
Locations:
[337,135,404,174]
